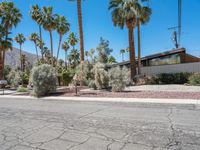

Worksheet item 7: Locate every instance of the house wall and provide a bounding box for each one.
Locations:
[141,62,200,76]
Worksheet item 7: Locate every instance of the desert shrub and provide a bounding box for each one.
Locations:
[189,73,200,86]
[30,64,57,97]
[88,79,96,89]
[93,63,109,89]
[3,65,11,80]
[149,72,190,84]
[109,66,131,92]
[17,86,28,93]
[7,70,23,88]
[62,70,74,86]
[21,72,29,85]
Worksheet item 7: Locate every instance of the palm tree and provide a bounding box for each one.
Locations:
[68,32,78,50]
[109,0,141,79]
[30,5,44,61]
[55,15,70,61]
[137,5,152,75]
[21,54,26,72]
[68,0,85,63]
[85,51,89,61]
[62,41,70,68]
[14,33,26,71]
[0,1,22,79]
[43,46,51,64]
[68,49,80,69]
[120,49,126,62]
[40,6,56,65]
[29,33,39,61]
[88,48,95,63]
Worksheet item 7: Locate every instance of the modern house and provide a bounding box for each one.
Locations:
[112,48,200,68]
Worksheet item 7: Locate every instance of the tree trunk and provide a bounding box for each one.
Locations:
[137,19,141,75]
[35,42,39,62]
[39,25,44,61]
[20,44,22,71]
[77,0,84,86]
[77,0,84,62]
[56,35,62,61]
[65,51,67,69]
[49,30,53,65]
[128,27,137,80]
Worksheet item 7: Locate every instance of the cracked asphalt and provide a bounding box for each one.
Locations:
[0,98,200,150]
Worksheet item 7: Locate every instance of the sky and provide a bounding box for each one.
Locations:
[10,0,200,62]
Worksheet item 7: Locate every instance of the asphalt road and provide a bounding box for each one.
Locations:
[0,98,199,150]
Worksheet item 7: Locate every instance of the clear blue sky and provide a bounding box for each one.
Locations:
[11,0,200,61]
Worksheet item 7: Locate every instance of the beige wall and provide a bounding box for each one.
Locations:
[141,62,200,76]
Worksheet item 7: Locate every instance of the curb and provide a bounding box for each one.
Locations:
[0,95,199,105]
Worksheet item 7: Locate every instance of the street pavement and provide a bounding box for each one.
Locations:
[0,97,199,150]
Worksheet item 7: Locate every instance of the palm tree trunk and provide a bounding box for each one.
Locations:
[77,0,84,62]
[56,35,62,61]
[137,19,141,75]
[39,25,44,61]
[49,30,53,65]
[128,27,137,80]
[77,0,84,86]
[20,44,22,71]
[35,42,39,61]
[65,51,67,69]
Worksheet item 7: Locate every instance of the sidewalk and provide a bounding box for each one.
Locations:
[0,95,199,105]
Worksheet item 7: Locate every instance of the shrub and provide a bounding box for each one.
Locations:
[189,73,200,86]
[109,66,131,92]
[93,63,109,89]
[62,70,74,86]
[17,86,28,93]
[7,70,23,88]
[149,72,190,84]
[30,64,57,97]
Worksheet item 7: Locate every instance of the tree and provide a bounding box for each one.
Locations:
[29,33,40,61]
[0,1,22,79]
[62,41,70,68]
[68,49,80,69]
[43,46,51,64]
[108,56,116,64]
[109,0,142,79]
[137,5,151,74]
[14,33,26,71]
[96,37,113,64]
[40,6,56,65]
[55,15,70,61]
[30,5,44,61]
[68,0,85,63]
[21,54,26,72]
[68,32,78,50]
[120,49,126,62]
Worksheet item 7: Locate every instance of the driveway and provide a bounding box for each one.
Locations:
[0,98,199,150]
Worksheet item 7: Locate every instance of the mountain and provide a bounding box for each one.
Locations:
[5,47,38,68]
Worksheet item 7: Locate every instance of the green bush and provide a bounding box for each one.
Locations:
[109,66,130,92]
[7,70,23,88]
[62,70,74,86]
[93,63,109,90]
[30,64,57,97]
[149,72,190,84]
[17,86,28,93]
[189,73,200,86]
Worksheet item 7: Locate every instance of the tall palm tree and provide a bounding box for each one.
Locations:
[109,0,141,79]
[14,33,26,71]
[30,5,44,61]
[43,46,51,64]
[68,32,78,50]
[55,15,70,61]
[40,6,56,65]
[62,41,70,68]
[68,0,85,63]
[21,54,26,72]
[29,33,40,61]
[120,49,126,62]
[0,1,22,79]
[137,3,151,75]
[68,49,80,69]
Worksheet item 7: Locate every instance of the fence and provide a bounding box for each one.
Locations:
[141,62,200,76]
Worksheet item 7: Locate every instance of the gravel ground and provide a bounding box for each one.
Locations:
[61,90,200,100]
[125,84,200,92]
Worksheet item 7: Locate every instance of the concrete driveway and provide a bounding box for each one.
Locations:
[0,98,199,150]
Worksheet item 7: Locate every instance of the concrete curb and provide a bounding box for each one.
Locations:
[0,95,199,105]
